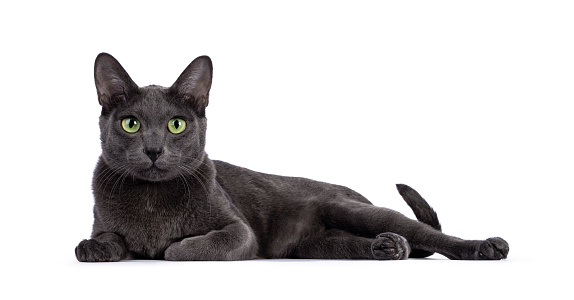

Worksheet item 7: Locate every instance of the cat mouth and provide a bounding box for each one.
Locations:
[138,164,171,181]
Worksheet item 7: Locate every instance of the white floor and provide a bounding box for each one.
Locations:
[6,252,565,300]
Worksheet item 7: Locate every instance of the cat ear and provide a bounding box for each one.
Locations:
[94,53,138,111]
[170,56,213,117]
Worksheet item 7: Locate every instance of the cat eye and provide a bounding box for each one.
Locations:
[121,117,140,133]
[168,118,186,134]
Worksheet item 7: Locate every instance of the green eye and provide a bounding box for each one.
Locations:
[168,118,186,134]
[121,117,140,133]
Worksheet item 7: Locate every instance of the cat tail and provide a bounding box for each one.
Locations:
[396,184,442,258]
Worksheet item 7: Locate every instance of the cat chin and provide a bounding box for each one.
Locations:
[134,166,177,182]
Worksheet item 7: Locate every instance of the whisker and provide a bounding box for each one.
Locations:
[175,168,192,200]
[171,153,225,182]
[178,165,211,197]
[109,168,130,201]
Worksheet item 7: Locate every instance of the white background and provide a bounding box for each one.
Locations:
[1,1,572,299]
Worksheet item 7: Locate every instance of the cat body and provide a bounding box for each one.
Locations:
[76,53,509,262]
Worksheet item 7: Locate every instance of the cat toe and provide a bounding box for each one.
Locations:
[476,237,509,260]
[75,239,123,262]
[371,233,411,260]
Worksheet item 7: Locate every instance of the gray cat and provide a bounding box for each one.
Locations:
[75,53,509,262]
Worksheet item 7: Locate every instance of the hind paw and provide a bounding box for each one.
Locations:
[371,233,411,260]
[475,237,509,260]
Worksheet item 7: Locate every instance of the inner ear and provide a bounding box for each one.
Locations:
[94,53,139,111]
[170,56,213,117]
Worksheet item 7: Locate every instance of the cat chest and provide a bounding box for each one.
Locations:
[97,196,193,259]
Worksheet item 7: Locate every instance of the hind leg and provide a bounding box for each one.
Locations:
[290,229,410,260]
[321,201,508,260]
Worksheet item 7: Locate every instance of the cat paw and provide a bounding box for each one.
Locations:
[75,239,123,262]
[371,232,411,260]
[475,237,509,260]
[164,242,183,261]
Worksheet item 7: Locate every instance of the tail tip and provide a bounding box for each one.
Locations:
[396,183,412,194]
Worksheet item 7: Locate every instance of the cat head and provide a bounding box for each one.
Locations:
[94,53,213,181]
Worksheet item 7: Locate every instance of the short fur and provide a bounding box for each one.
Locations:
[76,53,509,262]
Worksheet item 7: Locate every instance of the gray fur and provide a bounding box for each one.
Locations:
[75,53,509,262]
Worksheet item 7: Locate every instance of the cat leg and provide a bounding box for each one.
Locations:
[321,201,508,260]
[76,232,129,262]
[290,229,410,260]
[164,220,258,261]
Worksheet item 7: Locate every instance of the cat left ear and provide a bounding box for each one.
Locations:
[170,56,213,117]
[94,53,139,112]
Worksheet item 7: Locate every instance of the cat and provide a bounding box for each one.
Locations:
[75,53,509,262]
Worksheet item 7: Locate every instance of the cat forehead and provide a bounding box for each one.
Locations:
[119,85,191,118]
[136,86,171,110]
[141,85,169,98]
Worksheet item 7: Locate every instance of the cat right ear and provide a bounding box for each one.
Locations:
[94,53,138,112]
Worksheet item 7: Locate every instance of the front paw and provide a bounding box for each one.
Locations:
[164,242,183,261]
[475,237,509,260]
[164,240,197,261]
[75,239,123,262]
[371,233,411,260]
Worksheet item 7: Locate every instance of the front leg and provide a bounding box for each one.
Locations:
[76,232,129,262]
[164,221,257,261]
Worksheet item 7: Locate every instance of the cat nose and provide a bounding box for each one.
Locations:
[144,147,163,162]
